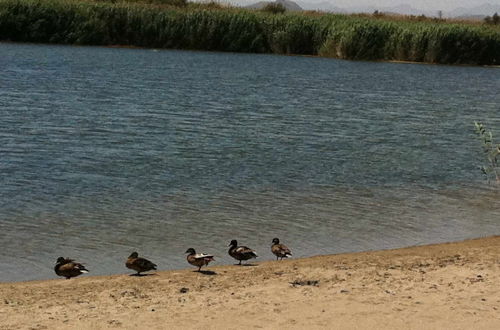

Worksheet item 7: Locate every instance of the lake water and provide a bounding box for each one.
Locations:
[0,43,499,282]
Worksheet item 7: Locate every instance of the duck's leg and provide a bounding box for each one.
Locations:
[238,260,242,265]
[198,265,202,272]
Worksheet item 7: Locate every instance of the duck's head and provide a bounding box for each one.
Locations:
[228,240,238,247]
[272,238,280,245]
[185,248,196,254]
[128,252,139,258]
[55,257,66,264]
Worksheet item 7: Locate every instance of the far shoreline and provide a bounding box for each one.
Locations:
[2,40,500,69]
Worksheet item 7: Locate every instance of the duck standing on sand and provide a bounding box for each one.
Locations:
[126,252,157,275]
[271,238,292,260]
[54,257,89,279]
[228,239,257,265]
[185,248,215,272]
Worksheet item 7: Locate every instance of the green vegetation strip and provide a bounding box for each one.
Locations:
[1,0,499,65]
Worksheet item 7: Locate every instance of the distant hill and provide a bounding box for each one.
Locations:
[295,2,435,16]
[226,1,500,18]
[455,15,487,21]
[246,0,302,11]
[296,2,500,18]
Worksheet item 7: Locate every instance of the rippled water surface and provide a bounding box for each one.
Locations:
[0,43,499,282]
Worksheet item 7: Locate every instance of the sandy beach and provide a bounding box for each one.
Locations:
[1,236,499,329]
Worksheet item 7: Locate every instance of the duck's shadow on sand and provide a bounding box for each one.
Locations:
[237,263,258,267]
[129,273,157,277]
[195,270,217,276]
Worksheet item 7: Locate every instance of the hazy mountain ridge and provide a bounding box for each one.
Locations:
[296,1,500,17]
[226,1,500,18]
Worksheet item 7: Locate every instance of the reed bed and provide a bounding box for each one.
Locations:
[1,0,499,65]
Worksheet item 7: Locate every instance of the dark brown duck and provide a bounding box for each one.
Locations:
[125,252,157,275]
[271,238,292,260]
[228,239,257,265]
[54,257,89,279]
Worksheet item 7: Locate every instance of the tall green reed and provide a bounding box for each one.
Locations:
[1,0,499,65]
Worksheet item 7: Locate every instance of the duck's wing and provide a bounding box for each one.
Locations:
[59,262,89,273]
[135,257,157,270]
[278,244,292,255]
[74,262,89,273]
[193,253,214,260]
[236,246,258,257]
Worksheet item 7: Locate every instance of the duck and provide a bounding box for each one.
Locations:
[271,238,292,260]
[125,252,157,275]
[185,248,215,272]
[228,239,257,265]
[54,257,89,279]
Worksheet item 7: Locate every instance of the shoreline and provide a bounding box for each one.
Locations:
[1,235,495,285]
[2,236,499,329]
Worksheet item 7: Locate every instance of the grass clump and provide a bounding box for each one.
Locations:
[261,3,286,15]
[474,122,500,184]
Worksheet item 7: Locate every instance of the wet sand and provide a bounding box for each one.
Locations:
[1,236,499,329]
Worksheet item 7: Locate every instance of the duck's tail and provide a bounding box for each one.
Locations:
[77,265,89,273]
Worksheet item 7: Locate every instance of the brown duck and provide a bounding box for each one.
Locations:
[228,239,257,265]
[54,257,89,279]
[126,252,157,275]
[271,238,292,260]
[185,248,215,271]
